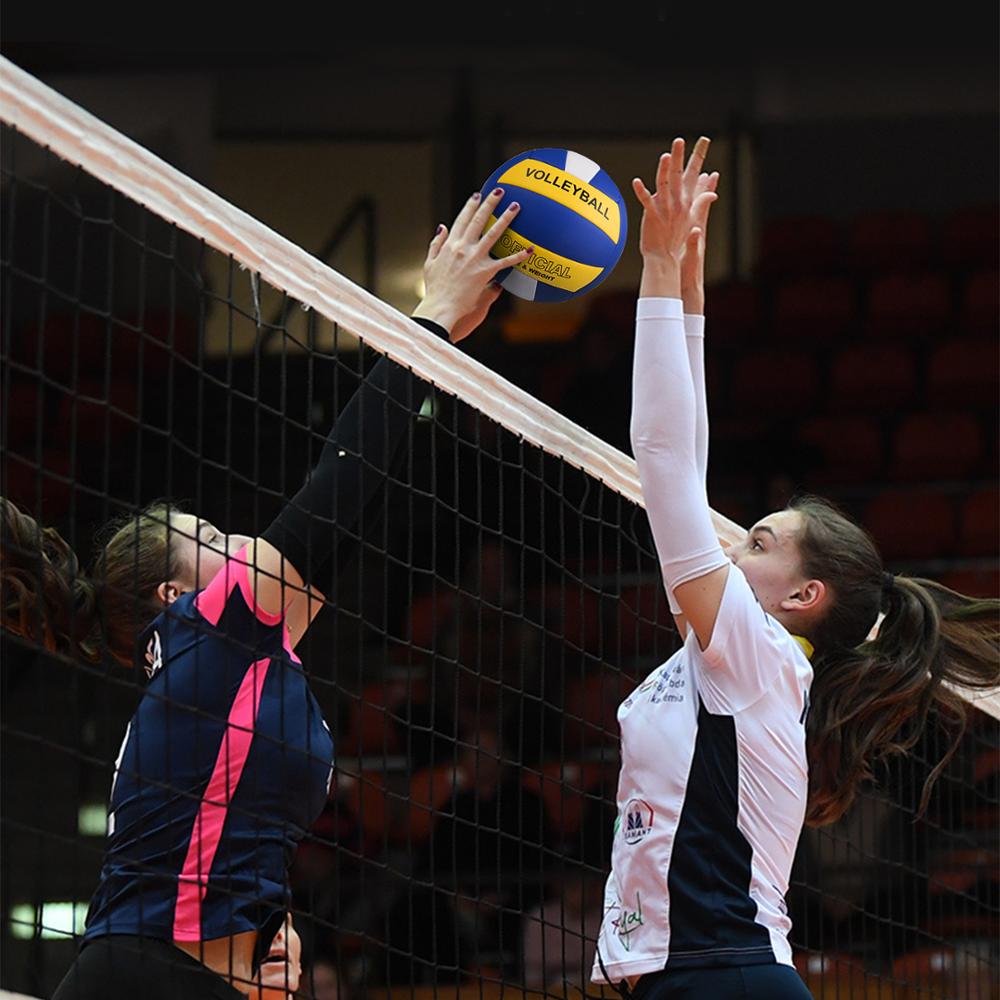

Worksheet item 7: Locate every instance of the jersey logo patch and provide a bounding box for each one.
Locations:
[144,631,163,679]
[623,798,654,845]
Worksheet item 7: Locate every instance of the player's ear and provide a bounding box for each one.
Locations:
[156,581,186,606]
[781,579,826,613]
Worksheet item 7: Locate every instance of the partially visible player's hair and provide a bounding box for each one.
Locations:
[1,497,183,667]
[789,495,1000,827]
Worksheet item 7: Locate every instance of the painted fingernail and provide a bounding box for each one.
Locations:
[509,202,520,212]
[435,224,444,235]
[492,187,503,197]
[472,192,481,201]
[527,246,535,254]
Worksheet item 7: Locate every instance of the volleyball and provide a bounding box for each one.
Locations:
[479,148,628,303]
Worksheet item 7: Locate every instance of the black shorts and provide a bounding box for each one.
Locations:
[50,935,248,1000]
[631,963,813,1000]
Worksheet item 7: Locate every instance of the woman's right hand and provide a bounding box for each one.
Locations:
[679,137,719,314]
[633,136,717,298]
[411,188,534,343]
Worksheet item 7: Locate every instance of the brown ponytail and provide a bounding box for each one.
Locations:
[1,496,102,662]
[789,495,1000,827]
[1,497,183,667]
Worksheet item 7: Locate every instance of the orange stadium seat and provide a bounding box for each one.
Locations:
[887,411,985,482]
[865,270,952,339]
[339,676,428,757]
[927,336,1000,409]
[848,209,934,274]
[891,945,997,1000]
[769,274,859,341]
[797,415,885,484]
[864,489,957,561]
[793,951,875,999]
[828,342,918,414]
[757,214,843,279]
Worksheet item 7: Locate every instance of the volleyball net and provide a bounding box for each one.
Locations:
[1,58,997,1000]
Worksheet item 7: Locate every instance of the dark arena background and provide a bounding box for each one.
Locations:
[1,8,998,1000]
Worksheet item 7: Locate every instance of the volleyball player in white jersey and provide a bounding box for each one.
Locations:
[590,137,999,1000]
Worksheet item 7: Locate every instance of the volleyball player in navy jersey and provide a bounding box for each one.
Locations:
[2,186,533,1000]
[590,137,998,1000]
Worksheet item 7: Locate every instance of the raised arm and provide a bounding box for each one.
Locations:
[630,137,729,650]
[248,188,532,646]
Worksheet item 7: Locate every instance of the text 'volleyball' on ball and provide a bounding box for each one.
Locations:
[479,148,628,304]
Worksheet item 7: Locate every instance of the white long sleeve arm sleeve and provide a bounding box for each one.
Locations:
[684,312,709,489]
[631,298,727,602]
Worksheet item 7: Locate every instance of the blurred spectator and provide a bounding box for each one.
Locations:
[521,864,605,993]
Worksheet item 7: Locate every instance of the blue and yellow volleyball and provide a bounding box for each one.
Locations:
[479,148,628,303]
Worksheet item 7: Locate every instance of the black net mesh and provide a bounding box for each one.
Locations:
[1,123,997,1000]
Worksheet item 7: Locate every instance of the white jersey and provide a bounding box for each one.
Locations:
[592,565,813,981]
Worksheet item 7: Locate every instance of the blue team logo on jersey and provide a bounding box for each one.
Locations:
[144,631,163,679]
[623,798,654,845]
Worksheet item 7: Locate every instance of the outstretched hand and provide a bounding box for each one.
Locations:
[412,188,534,343]
[633,136,718,298]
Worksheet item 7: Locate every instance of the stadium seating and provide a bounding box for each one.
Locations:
[797,415,885,484]
[847,209,934,275]
[926,336,1000,409]
[940,203,1000,270]
[769,274,858,341]
[828,342,918,414]
[864,489,957,561]
[757,214,844,279]
[958,267,1000,338]
[957,487,1000,557]
[865,271,951,339]
[887,411,985,482]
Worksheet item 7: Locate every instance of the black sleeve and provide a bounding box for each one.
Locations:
[261,317,449,595]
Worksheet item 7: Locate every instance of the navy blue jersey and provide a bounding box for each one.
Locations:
[84,550,334,957]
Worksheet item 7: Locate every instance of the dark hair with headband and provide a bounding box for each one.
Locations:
[787,495,1000,827]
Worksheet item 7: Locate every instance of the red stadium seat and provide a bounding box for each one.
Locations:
[940,203,1000,270]
[865,270,952,339]
[4,380,46,448]
[730,351,820,416]
[338,676,427,757]
[958,267,999,338]
[704,279,762,341]
[937,566,1000,599]
[797,415,885,484]
[563,671,636,748]
[769,274,859,340]
[757,214,843,279]
[404,763,466,846]
[532,583,604,653]
[957,487,1000,557]
[616,580,675,657]
[2,449,73,520]
[828,342,918,414]
[405,587,458,649]
[521,759,619,842]
[887,411,984,482]
[848,209,934,274]
[927,336,1000,409]
[864,489,957,561]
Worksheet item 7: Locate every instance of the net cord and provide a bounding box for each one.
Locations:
[1,55,996,721]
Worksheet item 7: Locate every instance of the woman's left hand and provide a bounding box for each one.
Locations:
[412,188,534,343]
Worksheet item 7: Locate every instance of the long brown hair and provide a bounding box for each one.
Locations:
[1,497,182,666]
[790,495,1000,827]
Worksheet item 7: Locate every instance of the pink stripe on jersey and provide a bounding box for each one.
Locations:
[194,546,285,628]
[172,657,272,941]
